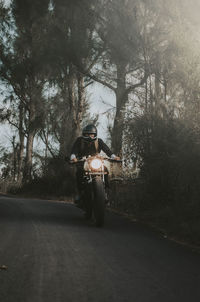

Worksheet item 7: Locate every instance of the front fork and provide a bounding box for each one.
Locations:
[84,174,106,197]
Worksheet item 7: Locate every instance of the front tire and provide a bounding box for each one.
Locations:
[93,178,105,227]
[83,185,93,220]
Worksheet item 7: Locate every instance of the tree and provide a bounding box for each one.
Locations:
[0,0,50,181]
[38,0,100,156]
[80,0,154,154]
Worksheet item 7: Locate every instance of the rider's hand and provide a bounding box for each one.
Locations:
[70,154,78,162]
[114,156,121,161]
[111,154,121,161]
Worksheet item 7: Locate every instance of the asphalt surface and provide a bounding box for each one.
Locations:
[0,195,200,302]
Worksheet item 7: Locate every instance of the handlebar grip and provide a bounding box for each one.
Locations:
[108,159,122,163]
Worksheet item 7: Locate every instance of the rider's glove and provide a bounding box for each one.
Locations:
[111,154,120,161]
[70,154,77,161]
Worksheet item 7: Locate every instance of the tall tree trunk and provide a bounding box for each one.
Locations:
[154,71,161,109]
[12,136,17,181]
[76,72,85,135]
[154,54,161,114]
[59,68,85,157]
[111,61,128,155]
[24,132,35,181]
[59,64,76,157]
[17,103,25,183]
[145,78,148,113]
[23,103,36,182]
[59,97,70,158]
[68,70,85,152]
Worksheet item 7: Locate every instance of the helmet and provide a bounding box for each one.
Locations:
[82,124,97,141]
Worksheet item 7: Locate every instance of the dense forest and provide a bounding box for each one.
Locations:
[0,0,200,242]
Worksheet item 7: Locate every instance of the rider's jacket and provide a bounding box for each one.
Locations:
[71,137,113,159]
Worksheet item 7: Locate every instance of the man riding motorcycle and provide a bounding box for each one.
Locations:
[70,124,120,206]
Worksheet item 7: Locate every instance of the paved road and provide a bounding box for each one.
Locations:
[0,195,200,302]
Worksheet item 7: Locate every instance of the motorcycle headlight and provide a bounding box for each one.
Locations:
[90,159,102,170]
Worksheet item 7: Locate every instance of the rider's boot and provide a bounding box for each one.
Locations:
[74,194,81,207]
[105,188,110,205]
[74,194,84,209]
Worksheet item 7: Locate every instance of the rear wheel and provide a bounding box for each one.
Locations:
[93,178,105,227]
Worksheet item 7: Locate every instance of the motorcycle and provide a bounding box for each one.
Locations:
[71,155,121,227]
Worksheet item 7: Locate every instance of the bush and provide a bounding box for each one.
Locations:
[127,114,200,205]
[122,113,200,244]
[13,157,76,198]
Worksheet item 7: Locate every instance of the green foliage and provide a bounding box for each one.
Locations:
[0,147,14,180]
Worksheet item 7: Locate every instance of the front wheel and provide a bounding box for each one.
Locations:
[82,185,93,220]
[92,178,105,227]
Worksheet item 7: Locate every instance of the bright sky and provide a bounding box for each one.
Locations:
[87,83,115,142]
[3,0,11,7]
[0,82,115,149]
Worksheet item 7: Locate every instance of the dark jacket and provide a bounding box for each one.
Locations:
[71,137,113,158]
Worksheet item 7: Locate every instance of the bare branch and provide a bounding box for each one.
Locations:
[125,72,149,98]
[81,70,116,92]
[83,81,94,89]
[39,130,57,159]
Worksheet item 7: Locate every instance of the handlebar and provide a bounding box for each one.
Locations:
[69,157,122,164]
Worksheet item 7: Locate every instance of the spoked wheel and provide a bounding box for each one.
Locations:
[92,177,105,227]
